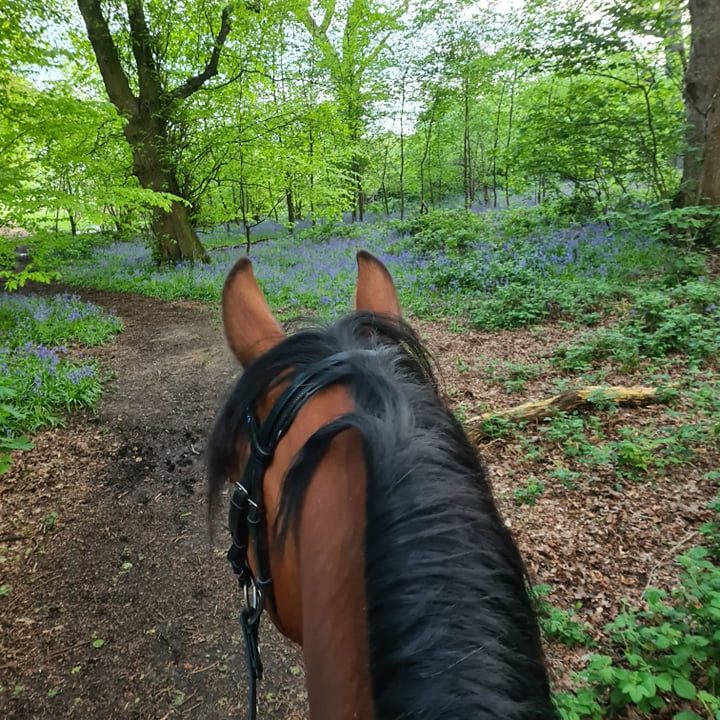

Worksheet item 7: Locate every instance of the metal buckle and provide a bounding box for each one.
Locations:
[235,481,258,509]
[243,579,258,610]
[242,578,265,627]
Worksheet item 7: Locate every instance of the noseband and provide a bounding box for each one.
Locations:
[226,349,376,720]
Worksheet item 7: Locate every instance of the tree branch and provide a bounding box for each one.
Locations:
[125,0,162,102]
[465,385,675,443]
[76,0,138,118]
[318,0,336,34]
[171,5,233,100]
[294,2,341,74]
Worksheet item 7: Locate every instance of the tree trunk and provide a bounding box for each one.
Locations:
[244,223,251,254]
[126,120,208,263]
[380,143,390,216]
[505,67,517,209]
[680,0,720,208]
[463,76,472,210]
[75,0,232,264]
[399,69,407,220]
[492,82,506,209]
[286,188,295,224]
[419,96,437,211]
[67,210,77,236]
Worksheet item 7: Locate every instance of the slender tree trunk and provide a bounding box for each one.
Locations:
[308,127,315,223]
[286,188,295,224]
[67,210,77,236]
[238,172,252,254]
[505,67,517,208]
[680,0,720,208]
[380,144,390,216]
[419,97,437,210]
[399,69,407,220]
[463,75,472,209]
[492,82,506,209]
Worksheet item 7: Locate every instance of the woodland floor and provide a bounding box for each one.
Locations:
[1,288,717,718]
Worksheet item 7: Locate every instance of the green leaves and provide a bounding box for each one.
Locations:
[672,677,696,701]
[558,522,720,719]
[532,584,593,647]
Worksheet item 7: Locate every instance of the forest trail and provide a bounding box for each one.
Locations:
[1,289,308,720]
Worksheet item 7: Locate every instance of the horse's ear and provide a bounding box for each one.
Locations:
[355,250,402,318]
[222,257,284,365]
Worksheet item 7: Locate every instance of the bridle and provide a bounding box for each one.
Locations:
[225,349,376,720]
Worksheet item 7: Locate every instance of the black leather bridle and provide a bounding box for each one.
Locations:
[226,350,375,720]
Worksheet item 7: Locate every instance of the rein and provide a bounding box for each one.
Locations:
[226,349,376,720]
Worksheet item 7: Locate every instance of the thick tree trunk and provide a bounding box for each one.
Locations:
[680,0,720,208]
[151,201,205,263]
[126,118,207,263]
[75,0,231,264]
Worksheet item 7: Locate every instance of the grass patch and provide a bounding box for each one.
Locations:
[0,292,122,473]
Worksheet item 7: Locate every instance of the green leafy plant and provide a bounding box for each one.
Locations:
[555,280,720,372]
[533,584,593,647]
[514,476,545,505]
[485,359,546,394]
[555,515,720,720]
[42,511,58,533]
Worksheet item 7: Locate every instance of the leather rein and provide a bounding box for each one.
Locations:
[226,350,373,720]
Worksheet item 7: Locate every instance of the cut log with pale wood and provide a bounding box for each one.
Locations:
[466,385,673,443]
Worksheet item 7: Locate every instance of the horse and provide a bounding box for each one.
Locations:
[207,250,556,720]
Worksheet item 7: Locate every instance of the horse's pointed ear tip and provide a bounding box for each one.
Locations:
[356,250,383,268]
[225,256,254,286]
[234,256,253,273]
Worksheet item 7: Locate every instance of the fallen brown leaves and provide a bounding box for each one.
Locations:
[414,318,719,690]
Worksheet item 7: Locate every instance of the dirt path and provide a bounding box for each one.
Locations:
[1,290,307,719]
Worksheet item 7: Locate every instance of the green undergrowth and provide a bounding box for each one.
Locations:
[536,481,720,720]
[0,293,122,474]
[21,204,683,332]
[555,279,720,373]
[483,380,719,485]
[533,584,594,647]
[391,204,676,330]
[554,522,720,720]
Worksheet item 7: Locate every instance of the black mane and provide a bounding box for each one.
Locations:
[208,311,555,719]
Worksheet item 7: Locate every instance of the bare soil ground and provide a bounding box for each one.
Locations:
[1,290,717,718]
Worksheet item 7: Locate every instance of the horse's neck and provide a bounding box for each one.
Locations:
[297,426,374,720]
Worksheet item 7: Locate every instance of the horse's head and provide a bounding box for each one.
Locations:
[221,250,401,367]
[214,250,402,645]
[209,250,554,720]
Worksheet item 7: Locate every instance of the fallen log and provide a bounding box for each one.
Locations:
[465,385,674,443]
